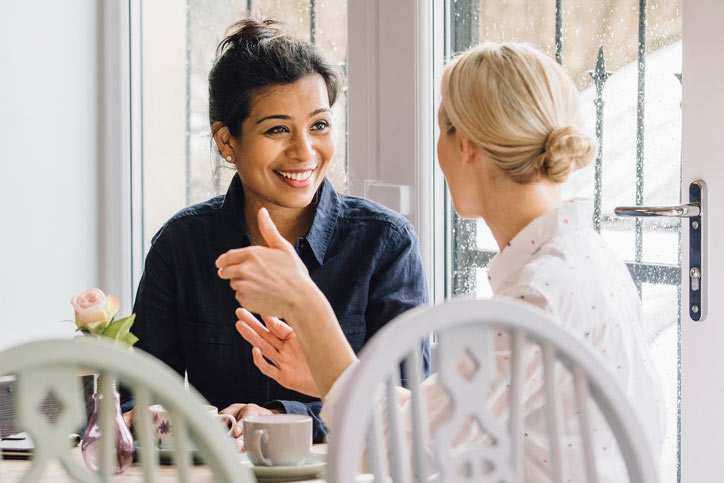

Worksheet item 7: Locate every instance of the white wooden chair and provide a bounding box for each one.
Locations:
[326,298,658,483]
[0,337,254,483]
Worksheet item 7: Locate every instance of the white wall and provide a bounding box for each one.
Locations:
[0,1,101,349]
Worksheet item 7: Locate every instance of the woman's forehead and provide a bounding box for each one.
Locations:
[249,74,330,119]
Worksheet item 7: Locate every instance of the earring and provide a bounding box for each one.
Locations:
[226,155,233,162]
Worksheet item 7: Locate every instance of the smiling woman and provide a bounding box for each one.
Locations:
[121,18,430,446]
[213,75,336,236]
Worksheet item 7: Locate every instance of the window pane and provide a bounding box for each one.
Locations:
[444,2,681,480]
[141,0,348,252]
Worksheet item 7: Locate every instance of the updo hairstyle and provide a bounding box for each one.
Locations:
[209,19,342,138]
[440,42,596,184]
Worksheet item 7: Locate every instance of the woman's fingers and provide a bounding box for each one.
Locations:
[251,347,282,381]
[263,315,293,340]
[236,321,283,364]
[216,246,265,275]
[236,308,284,349]
[215,248,248,270]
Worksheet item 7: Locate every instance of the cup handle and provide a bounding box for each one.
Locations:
[247,429,273,466]
[217,414,236,435]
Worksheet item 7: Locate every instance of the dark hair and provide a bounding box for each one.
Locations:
[209,18,342,138]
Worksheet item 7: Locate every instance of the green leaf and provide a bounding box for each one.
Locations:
[119,332,139,347]
[100,314,137,346]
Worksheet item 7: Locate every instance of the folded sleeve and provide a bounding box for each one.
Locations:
[264,399,327,443]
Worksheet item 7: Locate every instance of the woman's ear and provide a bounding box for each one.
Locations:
[212,122,235,164]
[457,132,479,166]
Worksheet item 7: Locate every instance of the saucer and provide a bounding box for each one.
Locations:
[239,452,326,481]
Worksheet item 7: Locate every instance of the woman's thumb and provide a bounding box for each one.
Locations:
[258,207,290,250]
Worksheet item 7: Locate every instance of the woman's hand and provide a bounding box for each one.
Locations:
[220,403,280,452]
[235,307,319,397]
[216,207,317,320]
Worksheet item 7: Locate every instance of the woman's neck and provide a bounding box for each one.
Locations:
[243,193,316,246]
[482,178,560,252]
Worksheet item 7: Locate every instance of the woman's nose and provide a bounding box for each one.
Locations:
[287,131,314,162]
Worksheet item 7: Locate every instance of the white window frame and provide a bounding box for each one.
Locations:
[99,0,143,314]
[346,0,437,301]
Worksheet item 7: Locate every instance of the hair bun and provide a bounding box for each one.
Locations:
[539,126,597,182]
[216,19,282,59]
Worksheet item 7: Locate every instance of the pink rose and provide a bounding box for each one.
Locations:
[71,288,120,333]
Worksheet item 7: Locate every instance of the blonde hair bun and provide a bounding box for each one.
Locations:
[539,126,597,183]
[440,42,598,185]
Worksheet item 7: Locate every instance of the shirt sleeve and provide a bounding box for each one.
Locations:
[366,222,430,380]
[120,228,184,411]
[263,399,327,443]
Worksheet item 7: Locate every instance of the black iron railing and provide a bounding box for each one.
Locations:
[447,0,682,302]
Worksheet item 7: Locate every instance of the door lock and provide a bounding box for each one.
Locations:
[615,180,707,321]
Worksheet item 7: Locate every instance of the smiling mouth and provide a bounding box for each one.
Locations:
[274,169,315,182]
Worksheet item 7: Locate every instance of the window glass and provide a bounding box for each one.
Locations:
[443,1,681,480]
[141,0,347,252]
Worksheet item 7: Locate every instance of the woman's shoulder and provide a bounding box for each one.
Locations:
[514,232,641,325]
[151,195,226,243]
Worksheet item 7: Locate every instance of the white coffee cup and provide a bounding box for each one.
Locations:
[243,414,312,466]
[149,404,236,448]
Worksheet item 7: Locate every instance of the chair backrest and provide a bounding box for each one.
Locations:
[326,297,658,483]
[0,337,254,483]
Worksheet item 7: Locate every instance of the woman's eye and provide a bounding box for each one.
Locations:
[265,126,289,135]
[311,120,330,131]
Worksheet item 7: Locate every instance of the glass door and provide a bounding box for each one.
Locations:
[679,2,724,480]
[439,1,683,480]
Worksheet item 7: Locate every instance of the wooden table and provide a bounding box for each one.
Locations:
[0,445,327,482]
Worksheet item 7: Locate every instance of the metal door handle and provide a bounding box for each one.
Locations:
[614,180,707,321]
[614,203,700,218]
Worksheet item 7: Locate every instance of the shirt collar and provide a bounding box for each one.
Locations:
[303,177,340,265]
[221,174,252,246]
[487,198,593,292]
[221,174,340,265]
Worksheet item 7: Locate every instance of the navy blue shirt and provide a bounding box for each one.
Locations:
[124,175,429,442]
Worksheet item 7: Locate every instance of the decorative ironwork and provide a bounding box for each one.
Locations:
[589,46,611,233]
[635,0,648,266]
[555,0,563,64]
[310,0,317,44]
[449,0,481,297]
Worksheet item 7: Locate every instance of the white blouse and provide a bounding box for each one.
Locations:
[321,199,665,481]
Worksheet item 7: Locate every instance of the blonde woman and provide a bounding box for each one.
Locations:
[217,42,664,479]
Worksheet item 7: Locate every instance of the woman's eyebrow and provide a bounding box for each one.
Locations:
[256,108,330,124]
[309,108,331,117]
[256,114,291,124]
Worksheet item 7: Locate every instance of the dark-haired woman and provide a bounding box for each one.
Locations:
[122,19,429,444]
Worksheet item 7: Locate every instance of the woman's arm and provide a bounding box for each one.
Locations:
[216,207,357,399]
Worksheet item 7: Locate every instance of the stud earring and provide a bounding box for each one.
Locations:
[226,155,233,162]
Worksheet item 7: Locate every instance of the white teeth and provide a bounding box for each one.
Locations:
[277,170,313,181]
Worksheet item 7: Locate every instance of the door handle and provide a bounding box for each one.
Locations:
[614,203,700,218]
[614,180,706,321]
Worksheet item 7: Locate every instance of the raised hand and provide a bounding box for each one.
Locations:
[235,307,319,397]
[216,207,318,320]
